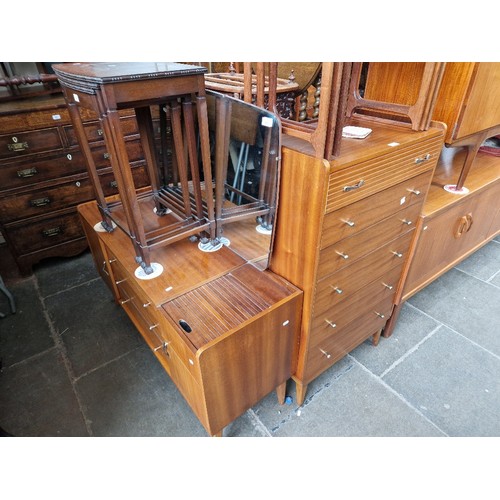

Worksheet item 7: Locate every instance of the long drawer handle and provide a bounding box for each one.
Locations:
[325,319,337,328]
[320,349,332,359]
[391,250,403,258]
[400,219,412,225]
[115,278,127,285]
[330,286,343,294]
[30,197,51,207]
[149,324,159,330]
[335,251,349,260]
[42,227,62,237]
[341,219,355,227]
[414,153,431,164]
[120,298,132,305]
[374,311,385,319]
[407,188,421,196]
[382,282,394,290]
[343,179,365,192]
[8,140,29,152]
[17,167,38,178]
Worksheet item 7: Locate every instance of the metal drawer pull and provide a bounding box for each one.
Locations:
[101,261,109,277]
[143,302,151,308]
[401,219,412,225]
[407,188,421,196]
[320,349,332,359]
[30,197,51,207]
[8,141,29,152]
[97,128,104,136]
[115,278,127,284]
[179,319,192,333]
[382,282,393,290]
[17,167,38,178]
[120,298,131,305]
[325,319,337,328]
[149,324,159,330]
[109,258,117,263]
[109,180,118,188]
[391,251,403,258]
[335,251,349,260]
[42,227,62,237]
[414,153,431,164]
[374,311,385,319]
[330,286,343,294]
[343,179,365,192]
[341,219,355,227]
[103,152,110,159]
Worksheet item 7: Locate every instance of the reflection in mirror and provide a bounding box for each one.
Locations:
[205,90,281,268]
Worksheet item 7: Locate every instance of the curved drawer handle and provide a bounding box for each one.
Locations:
[42,227,62,237]
[414,153,431,164]
[319,348,332,359]
[335,251,349,260]
[407,188,421,196]
[374,311,385,319]
[341,219,355,227]
[330,286,343,294]
[8,141,29,152]
[30,197,51,208]
[382,282,393,290]
[343,179,365,192]
[325,319,337,329]
[17,167,38,178]
[391,250,403,258]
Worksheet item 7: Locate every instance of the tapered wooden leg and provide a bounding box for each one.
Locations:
[382,302,403,338]
[295,381,307,406]
[211,430,223,437]
[276,381,287,405]
[372,329,382,346]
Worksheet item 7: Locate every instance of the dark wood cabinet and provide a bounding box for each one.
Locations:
[0,95,150,275]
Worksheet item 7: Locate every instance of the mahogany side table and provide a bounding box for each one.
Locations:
[53,62,216,274]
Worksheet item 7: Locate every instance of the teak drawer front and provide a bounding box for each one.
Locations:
[315,230,414,305]
[303,295,394,383]
[64,115,139,146]
[318,202,420,276]
[0,151,87,191]
[312,262,401,327]
[0,127,63,159]
[6,211,84,254]
[321,170,432,248]
[326,136,442,212]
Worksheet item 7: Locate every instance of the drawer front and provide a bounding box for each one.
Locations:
[64,115,139,146]
[6,211,84,254]
[0,128,63,159]
[303,295,394,383]
[0,151,87,191]
[312,262,402,327]
[326,136,442,212]
[315,229,414,306]
[0,107,72,134]
[90,139,144,170]
[318,202,420,276]
[321,170,432,248]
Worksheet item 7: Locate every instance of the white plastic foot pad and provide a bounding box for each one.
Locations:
[198,238,229,252]
[134,262,163,280]
[444,184,470,195]
[256,224,272,235]
[94,221,117,232]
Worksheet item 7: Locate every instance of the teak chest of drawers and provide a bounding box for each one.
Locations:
[270,118,445,404]
[0,95,150,275]
[78,200,303,437]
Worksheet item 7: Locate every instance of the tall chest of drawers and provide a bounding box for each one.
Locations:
[270,118,445,404]
[0,95,150,275]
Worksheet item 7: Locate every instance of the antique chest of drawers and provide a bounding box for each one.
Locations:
[0,95,150,275]
[78,199,303,437]
[270,118,445,404]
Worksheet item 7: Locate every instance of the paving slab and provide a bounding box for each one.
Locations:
[382,325,500,436]
[351,303,440,376]
[454,241,500,282]
[408,268,500,356]
[76,345,207,436]
[45,279,143,378]
[0,349,88,436]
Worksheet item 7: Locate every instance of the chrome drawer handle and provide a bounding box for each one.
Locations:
[120,298,132,305]
[335,251,349,260]
[115,278,127,284]
[374,311,385,319]
[30,197,51,207]
[343,179,365,192]
[109,258,117,263]
[341,219,355,227]
[143,302,151,308]
[391,251,403,258]
[17,167,38,178]
[320,349,331,359]
[325,319,337,328]
[401,219,412,225]
[330,286,343,294]
[149,324,159,330]
[407,188,421,196]
[415,153,431,164]
[382,282,393,290]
